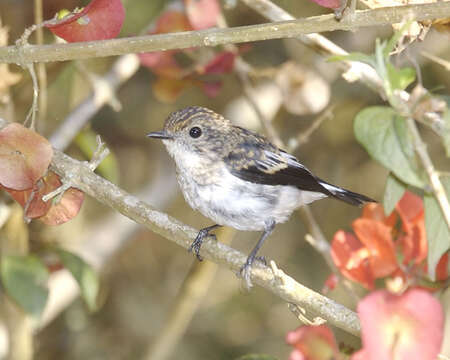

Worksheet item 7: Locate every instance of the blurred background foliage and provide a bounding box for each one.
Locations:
[0,0,449,359]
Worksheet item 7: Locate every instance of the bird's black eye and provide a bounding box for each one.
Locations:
[189,126,202,138]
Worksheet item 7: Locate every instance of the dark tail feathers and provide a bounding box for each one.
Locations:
[319,181,376,207]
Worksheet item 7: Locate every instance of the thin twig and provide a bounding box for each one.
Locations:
[34,0,47,126]
[287,105,335,152]
[23,63,38,130]
[1,3,449,64]
[421,51,450,71]
[405,117,450,230]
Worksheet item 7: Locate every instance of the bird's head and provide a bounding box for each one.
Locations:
[147,106,234,163]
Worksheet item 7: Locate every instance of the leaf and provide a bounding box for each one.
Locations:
[0,123,53,190]
[55,249,99,311]
[383,173,406,215]
[184,0,220,29]
[39,186,85,226]
[235,355,278,360]
[285,325,339,360]
[354,106,425,188]
[425,178,450,280]
[307,0,342,9]
[152,77,191,103]
[328,53,375,67]
[200,51,236,75]
[386,63,415,91]
[1,255,49,318]
[152,11,192,34]
[357,289,444,360]
[46,0,125,42]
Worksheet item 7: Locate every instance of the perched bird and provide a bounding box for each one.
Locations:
[147,106,375,288]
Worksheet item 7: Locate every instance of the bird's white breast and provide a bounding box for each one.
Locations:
[173,152,326,231]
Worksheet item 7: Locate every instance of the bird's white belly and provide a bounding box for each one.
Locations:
[177,167,326,231]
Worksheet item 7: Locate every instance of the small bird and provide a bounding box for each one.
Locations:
[147,106,375,288]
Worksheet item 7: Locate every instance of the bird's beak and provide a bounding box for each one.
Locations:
[146,131,173,140]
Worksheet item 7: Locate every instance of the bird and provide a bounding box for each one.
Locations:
[147,106,375,288]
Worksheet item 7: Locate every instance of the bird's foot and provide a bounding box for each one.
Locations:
[188,226,218,261]
[239,255,266,290]
[255,255,267,266]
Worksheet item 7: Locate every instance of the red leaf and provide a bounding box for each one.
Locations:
[322,274,338,294]
[139,11,192,79]
[358,289,444,360]
[5,180,52,219]
[331,230,374,289]
[139,51,185,79]
[286,325,339,360]
[5,171,84,224]
[307,0,343,9]
[152,11,193,34]
[353,218,398,278]
[435,253,449,281]
[184,0,220,30]
[200,51,236,74]
[152,77,192,103]
[38,173,84,226]
[199,80,222,98]
[46,0,125,42]
[0,123,53,190]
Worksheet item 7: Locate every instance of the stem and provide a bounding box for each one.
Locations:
[0,3,448,64]
[406,117,450,230]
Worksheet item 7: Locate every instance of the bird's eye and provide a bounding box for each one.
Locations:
[189,126,202,138]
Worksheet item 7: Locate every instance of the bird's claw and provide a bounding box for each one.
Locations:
[239,255,267,289]
[255,255,267,265]
[188,228,217,261]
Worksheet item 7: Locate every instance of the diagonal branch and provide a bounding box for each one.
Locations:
[0,2,449,64]
[0,118,358,336]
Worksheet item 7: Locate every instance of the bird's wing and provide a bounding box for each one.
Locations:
[224,135,331,195]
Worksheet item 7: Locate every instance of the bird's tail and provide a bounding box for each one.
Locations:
[319,181,376,206]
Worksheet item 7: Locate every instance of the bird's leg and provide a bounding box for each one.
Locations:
[240,219,275,289]
[188,224,221,261]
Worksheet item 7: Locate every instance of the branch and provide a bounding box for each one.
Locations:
[406,117,450,229]
[30,129,360,336]
[0,3,449,64]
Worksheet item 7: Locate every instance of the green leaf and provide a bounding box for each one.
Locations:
[235,355,278,360]
[75,130,120,184]
[386,63,415,91]
[328,52,375,67]
[354,106,425,188]
[55,249,99,311]
[1,255,49,318]
[383,173,406,215]
[425,178,450,280]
